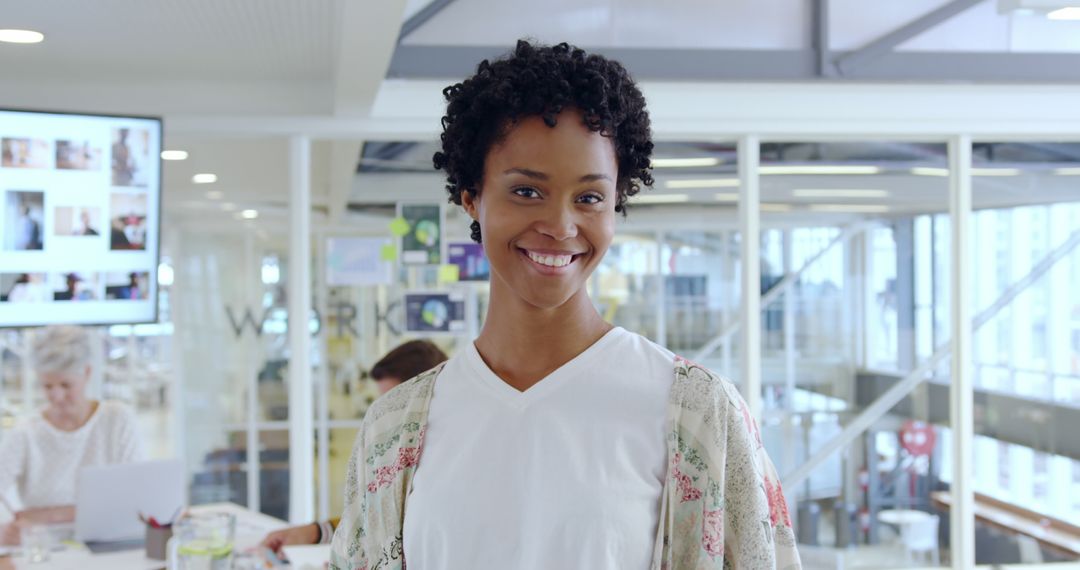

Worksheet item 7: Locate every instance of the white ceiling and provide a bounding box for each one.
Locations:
[3,0,1080,237]
[1,0,340,83]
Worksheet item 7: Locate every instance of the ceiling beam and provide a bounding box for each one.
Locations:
[326,0,404,223]
[399,0,458,43]
[332,0,408,117]
[812,0,835,77]
[388,46,819,80]
[387,45,1080,83]
[327,141,364,223]
[833,0,988,76]
[163,76,1080,140]
[845,51,1080,81]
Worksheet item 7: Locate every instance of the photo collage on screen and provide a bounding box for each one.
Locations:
[0,116,156,310]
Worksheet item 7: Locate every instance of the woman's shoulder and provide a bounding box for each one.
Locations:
[2,416,36,441]
[670,356,746,414]
[616,328,677,360]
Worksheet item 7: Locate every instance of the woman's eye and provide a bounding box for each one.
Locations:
[513,187,540,199]
[578,194,603,205]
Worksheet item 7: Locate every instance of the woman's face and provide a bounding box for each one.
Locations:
[40,366,89,414]
[462,109,618,311]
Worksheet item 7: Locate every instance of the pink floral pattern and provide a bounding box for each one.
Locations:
[740,399,763,448]
[764,475,792,528]
[367,445,423,493]
[671,453,703,502]
[701,508,724,558]
[365,428,425,494]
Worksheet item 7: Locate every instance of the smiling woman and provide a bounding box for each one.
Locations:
[329,40,802,570]
[460,111,617,322]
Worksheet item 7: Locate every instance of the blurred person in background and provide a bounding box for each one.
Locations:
[258,339,447,557]
[0,325,143,544]
[75,209,99,236]
[14,205,41,251]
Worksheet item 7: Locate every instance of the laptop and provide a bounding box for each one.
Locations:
[75,459,186,551]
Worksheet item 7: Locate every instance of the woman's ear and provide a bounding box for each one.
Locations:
[460,189,479,221]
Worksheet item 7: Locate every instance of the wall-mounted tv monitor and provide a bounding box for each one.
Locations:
[0,109,161,327]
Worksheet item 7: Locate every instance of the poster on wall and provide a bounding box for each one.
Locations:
[0,108,161,327]
[404,291,466,334]
[326,237,393,286]
[447,242,489,281]
[398,203,442,265]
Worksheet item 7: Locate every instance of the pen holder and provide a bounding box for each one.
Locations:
[146,524,173,560]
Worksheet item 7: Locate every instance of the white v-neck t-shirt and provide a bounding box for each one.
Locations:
[403,327,674,570]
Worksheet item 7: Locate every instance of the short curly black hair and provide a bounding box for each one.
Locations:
[433,40,654,243]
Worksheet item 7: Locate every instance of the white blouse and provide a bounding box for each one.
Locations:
[0,401,144,509]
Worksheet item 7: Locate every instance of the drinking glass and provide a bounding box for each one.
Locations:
[173,512,236,570]
[20,524,52,563]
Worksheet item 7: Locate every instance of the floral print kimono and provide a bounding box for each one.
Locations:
[329,357,802,570]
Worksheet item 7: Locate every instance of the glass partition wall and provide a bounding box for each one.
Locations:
[3,135,1074,568]
[751,141,954,567]
[965,143,1080,562]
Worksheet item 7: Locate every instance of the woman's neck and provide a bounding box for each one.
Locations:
[474,283,612,392]
[45,400,98,432]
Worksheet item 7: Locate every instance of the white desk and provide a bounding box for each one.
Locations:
[8,503,289,570]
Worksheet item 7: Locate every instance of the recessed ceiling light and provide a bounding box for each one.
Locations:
[810,204,890,213]
[760,165,881,175]
[1048,6,1080,19]
[1054,167,1080,175]
[793,189,890,198]
[651,157,721,168]
[240,209,259,219]
[221,202,236,211]
[0,29,45,44]
[665,178,739,189]
[911,167,950,177]
[972,168,1021,176]
[206,190,224,200]
[192,173,217,184]
[161,150,188,161]
[714,193,738,202]
[762,203,795,212]
[633,194,690,204]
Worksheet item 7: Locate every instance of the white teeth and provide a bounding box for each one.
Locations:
[527,251,573,268]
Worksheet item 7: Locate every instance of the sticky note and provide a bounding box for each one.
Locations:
[389,217,410,237]
[380,243,398,261]
[438,264,460,283]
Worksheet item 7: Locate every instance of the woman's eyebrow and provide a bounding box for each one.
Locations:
[503,168,612,184]
[503,167,547,180]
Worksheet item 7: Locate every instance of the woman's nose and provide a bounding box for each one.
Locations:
[535,203,578,241]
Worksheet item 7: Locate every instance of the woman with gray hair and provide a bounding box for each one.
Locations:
[0,325,143,540]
